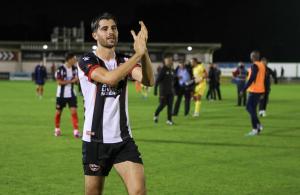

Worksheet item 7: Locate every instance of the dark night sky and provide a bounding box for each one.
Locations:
[0,0,300,62]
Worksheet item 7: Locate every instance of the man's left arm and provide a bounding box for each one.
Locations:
[130,21,154,87]
[72,67,79,83]
[242,64,258,92]
[268,67,278,84]
[131,51,154,86]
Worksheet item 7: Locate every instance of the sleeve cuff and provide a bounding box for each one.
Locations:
[87,65,100,82]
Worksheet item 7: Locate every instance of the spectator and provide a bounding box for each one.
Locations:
[173,60,193,116]
[280,66,285,78]
[154,55,175,125]
[240,51,266,136]
[214,63,222,100]
[206,63,216,101]
[232,62,248,106]
[258,57,277,117]
[191,58,207,117]
[33,63,47,99]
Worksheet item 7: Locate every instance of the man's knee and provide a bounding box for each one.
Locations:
[85,176,105,195]
[85,187,102,195]
[129,185,146,195]
[70,108,77,114]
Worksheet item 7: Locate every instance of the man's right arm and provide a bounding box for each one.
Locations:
[90,53,142,86]
[56,79,73,85]
[268,67,278,84]
[82,24,146,86]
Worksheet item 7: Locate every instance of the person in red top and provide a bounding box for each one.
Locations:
[240,50,266,136]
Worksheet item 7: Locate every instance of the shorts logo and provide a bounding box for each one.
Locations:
[89,164,101,172]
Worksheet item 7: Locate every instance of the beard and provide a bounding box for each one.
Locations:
[99,37,118,49]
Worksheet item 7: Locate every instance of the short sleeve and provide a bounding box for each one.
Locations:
[78,53,101,82]
[55,67,63,80]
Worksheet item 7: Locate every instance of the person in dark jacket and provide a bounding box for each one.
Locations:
[214,63,222,100]
[173,60,194,116]
[154,55,175,125]
[259,57,277,117]
[232,62,248,106]
[34,63,47,99]
[206,63,216,100]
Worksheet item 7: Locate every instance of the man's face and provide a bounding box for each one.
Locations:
[190,59,197,67]
[93,19,118,48]
[67,56,77,66]
[70,56,77,65]
[164,57,173,67]
[250,52,259,62]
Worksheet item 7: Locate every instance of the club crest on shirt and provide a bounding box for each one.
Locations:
[83,57,90,61]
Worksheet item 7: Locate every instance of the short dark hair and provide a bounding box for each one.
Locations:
[91,12,117,32]
[250,50,260,61]
[163,53,173,59]
[192,58,199,63]
[65,52,76,61]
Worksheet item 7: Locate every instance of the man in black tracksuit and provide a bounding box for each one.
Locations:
[214,63,222,100]
[259,57,277,117]
[206,63,217,100]
[154,55,175,125]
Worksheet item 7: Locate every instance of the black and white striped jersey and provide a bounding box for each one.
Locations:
[55,64,77,98]
[78,51,137,143]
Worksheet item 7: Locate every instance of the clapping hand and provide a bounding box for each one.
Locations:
[131,21,148,56]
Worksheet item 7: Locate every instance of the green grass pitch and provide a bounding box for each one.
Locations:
[0,80,299,195]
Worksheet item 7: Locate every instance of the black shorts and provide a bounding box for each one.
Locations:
[35,81,45,85]
[82,139,143,176]
[56,97,77,110]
